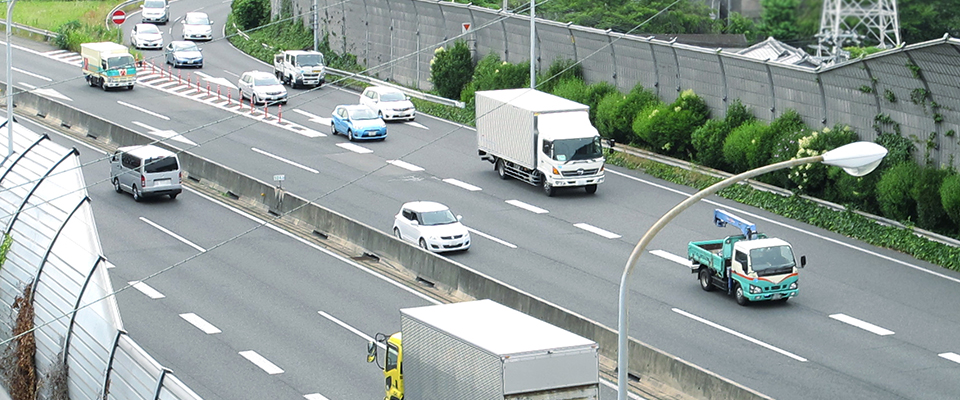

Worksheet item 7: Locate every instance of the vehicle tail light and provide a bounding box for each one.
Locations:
[141,175,146,187]
[179,171,182,184]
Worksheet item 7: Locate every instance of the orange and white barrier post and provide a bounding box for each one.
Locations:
[277,104,282,123]
[217,85,221,100]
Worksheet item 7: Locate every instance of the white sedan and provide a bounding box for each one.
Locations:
[130,23,163,50]
[393,201,470,252]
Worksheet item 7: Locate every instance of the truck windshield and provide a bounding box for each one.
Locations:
[295,54,323,67]
[419,210,457,226]
[106,55,135,70]
[552,137,603,162]
[750,246,795,274]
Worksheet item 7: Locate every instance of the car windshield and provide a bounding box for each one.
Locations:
[140,25,160,34]
[144,0,165,8]
[552,137,603,162]
[419,210,457,226]
[750,245,796,272]
[295,54,324,67]
[349,108,378,120]
[144,156,178,173]
[185,14,209,25]
[380,91,405,101]
[106,55,135,69]
[174,42,198,52]
[254,76,280,86]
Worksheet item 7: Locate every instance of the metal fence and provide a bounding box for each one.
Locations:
[280,0,960,169]
[0,121,201,400]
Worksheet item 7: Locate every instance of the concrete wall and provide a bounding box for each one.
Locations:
[9,79,769,400]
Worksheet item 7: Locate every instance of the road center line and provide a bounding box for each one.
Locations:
[304,394,330,400]
[129,281,165,299]
[673,308,808,362]
[318,311,382,349]
[238,351,284,375]
[179,313,222,334]
[650,249,694,267]
[939,352,960,364]
[573,223,621,239]
[443,178,481,191]
[117,100,170,120]
[387,159,424,172]
[139,217,206,252]
[336,143,373,154]
[506,199,548,214]
[251,147,320,174]
[829,313,895,336]
[466,227,517,248]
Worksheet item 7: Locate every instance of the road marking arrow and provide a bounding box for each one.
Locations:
[132,121,198,146]
[292,109,332,125]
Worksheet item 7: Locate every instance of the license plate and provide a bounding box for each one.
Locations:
[772,294,782,300]
[155,179,170,186]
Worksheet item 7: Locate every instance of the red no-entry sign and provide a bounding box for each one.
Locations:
[111,10,126,25]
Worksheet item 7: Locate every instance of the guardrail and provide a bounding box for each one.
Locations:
[0,20,56,40]
[325,67,466,108]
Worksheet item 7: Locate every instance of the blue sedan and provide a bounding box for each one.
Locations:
[331,105,387,141]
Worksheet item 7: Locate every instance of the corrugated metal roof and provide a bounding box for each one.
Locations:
[736,37,822,68]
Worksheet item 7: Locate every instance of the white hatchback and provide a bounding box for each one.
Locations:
[360,86,416,121]
[393,201,470,252]
[238,70,287,105]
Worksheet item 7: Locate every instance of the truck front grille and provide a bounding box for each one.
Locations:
[561,168,599,177]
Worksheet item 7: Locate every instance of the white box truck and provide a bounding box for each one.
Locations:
[81,42,137,91]
[477,88,605,196]
[367,299,600,400]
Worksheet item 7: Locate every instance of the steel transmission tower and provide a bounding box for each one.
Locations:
[816,0,901,63]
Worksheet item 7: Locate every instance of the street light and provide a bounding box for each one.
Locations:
[615,141,887,400]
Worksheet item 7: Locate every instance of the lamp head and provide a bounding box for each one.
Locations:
[821,142,888,176]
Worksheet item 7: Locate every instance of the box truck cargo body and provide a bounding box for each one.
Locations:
[81,42,137,90]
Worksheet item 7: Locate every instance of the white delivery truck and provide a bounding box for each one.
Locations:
[367,299,600,400]
[273,50,326,88]
[81,42,137,91]
[477,88,605,196]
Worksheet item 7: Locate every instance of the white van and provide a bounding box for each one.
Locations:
[110,145,182,201]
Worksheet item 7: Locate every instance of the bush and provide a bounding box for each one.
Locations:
[941,174,960,230]
[912,168,950,231]
[430,40,474,99]
[875,132,915,167]
[787,124,857,196]
[232,0,270,30]
[633,89,709,158]
[550,78,589,105]
[460,53,528,107]
[584,82,619,122]
[876,162,920,221]
[723,120,769,173]
[594,84,659,145]
[53,20,120,52]
[537,58,583,94]
[692,100,754,170]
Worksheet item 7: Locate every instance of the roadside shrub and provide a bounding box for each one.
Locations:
[692,100,754,170]
[633,89,709,158]
[912,167,950,231]
[232,0,270,30]
[430,40,474,99]
[53,20,119,52]
[594,93,626,141]
[876,162,920,221]
[584,82,619,122]
[537,58,582,94]
[460,54,528,107]
[788,124,857,196]
[941,174,960,230]
[875,132,916,167]
[550,78,589,105]
[722,120,768,173]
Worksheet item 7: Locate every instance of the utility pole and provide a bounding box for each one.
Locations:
[529,0,535,89]
[313,0,319,52]
[5,0,17,163]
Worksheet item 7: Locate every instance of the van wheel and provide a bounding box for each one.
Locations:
[735,284,749,306]
[132,185,142,202]
[699,268,714,291]
[113,178,123,193]
[496,159,508,180]
[585,184,598,194]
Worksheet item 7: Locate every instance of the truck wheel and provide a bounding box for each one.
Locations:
[585,184,598,194]
[496,159,508,180]
[101,79,109,91]
[699,268,714,292]
[735,284,749,306]
[542,175,555,197]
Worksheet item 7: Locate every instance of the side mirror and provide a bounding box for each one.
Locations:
[799,255,806,268]
[456,215,463,221]
[366,341,377,363]
[140,4,144,8]
[410,220,419,226]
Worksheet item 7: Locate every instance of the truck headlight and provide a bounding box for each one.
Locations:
[749,285,762,294]
[789,282,798,290]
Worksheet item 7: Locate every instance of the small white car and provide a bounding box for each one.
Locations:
[393,201,470,252]
[182,11,213,41]
[360,86,416,121]
[238,71,287,105]
[131,23,163,50]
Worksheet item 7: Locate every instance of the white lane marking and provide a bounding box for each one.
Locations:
[318,311,380,347]
[119,101,170,120]
[179,313,222,334]
[222,69,240,77]
[404,121,429,129]
[13,67,52,81]
[131,121,198,146]
[239,351,284,375]
[574,223,621,239]
[293,109,332,125]
[251,147,320,174]
[829,314,895,336]
[185,187,441,305]
[139,217,206,253]
[44,49,68,56]
[506,199,548,214]
[651,249,694,267]
[304,394,330,400]
[673,308,807,362]
[387,160,424,172]
[607,169,960,286]
[443,178,481,191]
[19,83,72,102]
[940,352,960,364]
[337,143,373,154]
[129,281,165,299]
[467,227,517,249]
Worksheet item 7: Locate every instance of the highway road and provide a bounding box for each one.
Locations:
[4,0,960,398]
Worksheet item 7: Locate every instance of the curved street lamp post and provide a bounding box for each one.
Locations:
[616,141,888,400]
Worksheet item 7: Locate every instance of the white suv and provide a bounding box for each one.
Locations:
[393,201,470,252]
[360,86,416,121]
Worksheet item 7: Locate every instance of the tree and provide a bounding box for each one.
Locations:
[898,0,960,44]
[758,0,801,41]
[430,41,474,99]
[232,0,270,31]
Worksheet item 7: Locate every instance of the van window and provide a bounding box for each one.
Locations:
[144,156,179,173]
[121,154,140,170]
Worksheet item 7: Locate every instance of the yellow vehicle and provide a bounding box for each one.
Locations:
[81,42,137,91]
[367,300,600,400]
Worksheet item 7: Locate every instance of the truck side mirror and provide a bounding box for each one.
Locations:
[799,255,806,268]
[366,341,377,363]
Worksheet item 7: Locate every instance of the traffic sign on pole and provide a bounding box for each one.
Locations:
[461,22,471,34]
[111,10,126,25]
